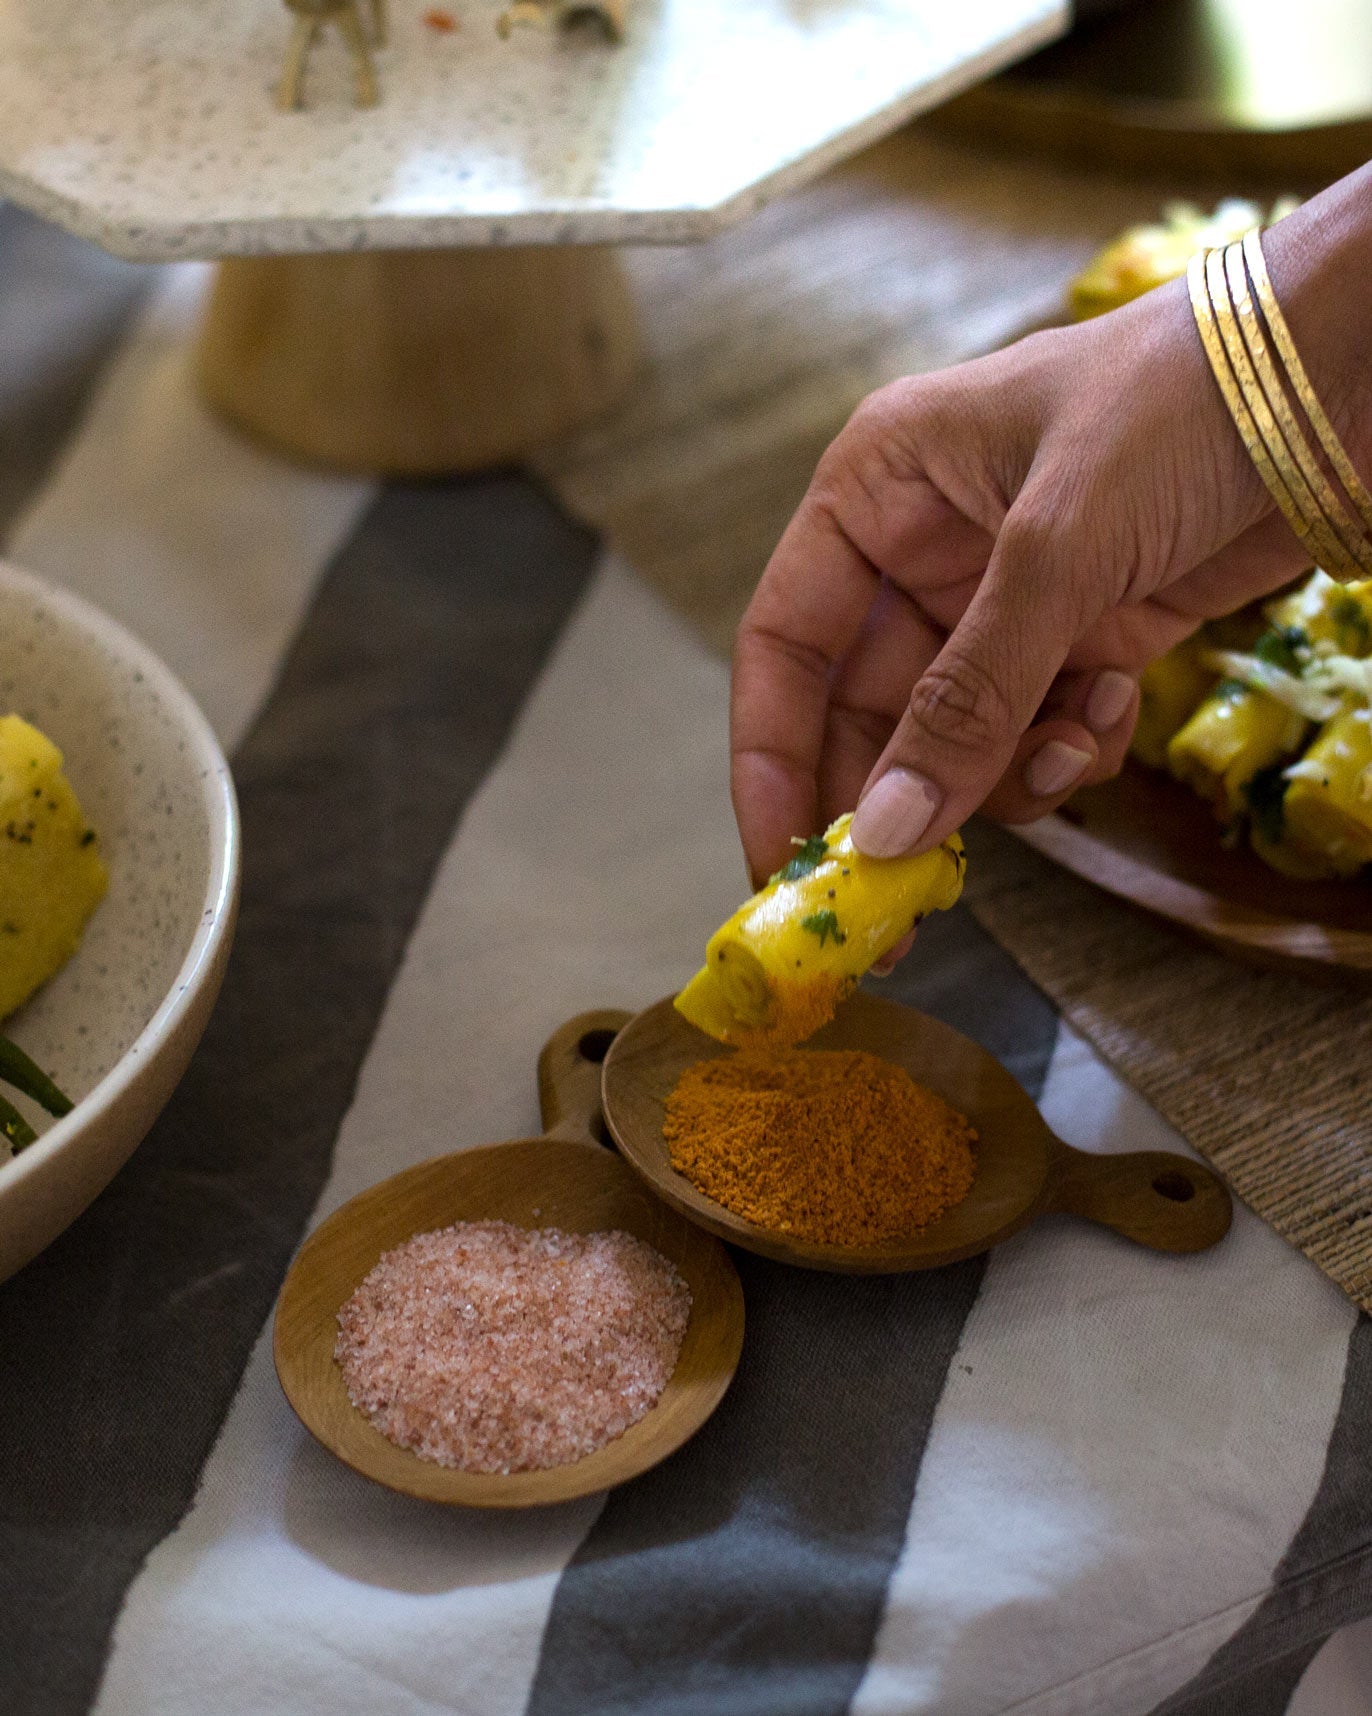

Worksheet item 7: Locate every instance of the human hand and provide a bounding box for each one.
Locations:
[730,182,1372,891]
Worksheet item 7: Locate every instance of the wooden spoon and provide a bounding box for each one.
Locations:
[601,992,1233,1274]
[273,1011,745,1508]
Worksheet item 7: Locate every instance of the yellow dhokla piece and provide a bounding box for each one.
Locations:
[0,714,108,1021]
[675,812,965,1047]
[1133,640,1216,770]
[1166,683,1306,821]
[1068,199,1293,321]
[1282,707,1372,877]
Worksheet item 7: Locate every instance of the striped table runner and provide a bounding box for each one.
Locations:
[1,202,1371,1716]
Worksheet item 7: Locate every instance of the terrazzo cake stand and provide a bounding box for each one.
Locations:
[0,0,1064,474]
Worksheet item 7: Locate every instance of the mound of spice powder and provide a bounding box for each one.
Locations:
[663,1048,976,1246]
[335,1221,691,1473]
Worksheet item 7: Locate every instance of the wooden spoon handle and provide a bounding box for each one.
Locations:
[1046,1140,1233,1253]
[537,1010,633,1143]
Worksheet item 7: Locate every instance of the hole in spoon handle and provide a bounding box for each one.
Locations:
[537,1010,632,1146]
[1048,1140,1233,1254]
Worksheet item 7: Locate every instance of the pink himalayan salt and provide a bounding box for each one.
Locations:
[335,1220,692,1473]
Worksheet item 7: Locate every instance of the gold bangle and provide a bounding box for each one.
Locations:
[1187,251,1332,575]
[1204,247,1357,579]
[1243,227,1372,540]
[1222,241,1371,579]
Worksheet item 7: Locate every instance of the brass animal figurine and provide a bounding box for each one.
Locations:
[277,0,388,111]
[496,0,625,43]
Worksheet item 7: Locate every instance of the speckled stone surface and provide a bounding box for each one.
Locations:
[0,0,1064,260]
[0,562,230,1110]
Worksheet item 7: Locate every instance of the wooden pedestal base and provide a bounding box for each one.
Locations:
[196,246,642,475]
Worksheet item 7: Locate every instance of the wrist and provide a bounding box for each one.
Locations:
[1120,272,1278,554]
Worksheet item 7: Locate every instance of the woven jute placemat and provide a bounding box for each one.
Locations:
[962,823,1372,1312]
[535,123,1372,1312]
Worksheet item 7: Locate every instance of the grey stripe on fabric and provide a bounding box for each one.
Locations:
[0,204,146,542]
[0,475,597,1716]
[1152,1636,1330,1716]
[525,903,1060,1716]
[1151,1315,1372,1716]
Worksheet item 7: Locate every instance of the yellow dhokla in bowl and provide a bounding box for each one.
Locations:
[0,714,108,1021]
[0,561,239,1282]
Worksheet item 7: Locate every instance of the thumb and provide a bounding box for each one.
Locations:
[850,508,1096,856]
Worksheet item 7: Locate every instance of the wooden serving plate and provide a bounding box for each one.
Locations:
[1013,761,1372,977]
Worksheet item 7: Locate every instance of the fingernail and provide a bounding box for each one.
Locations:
[1025,740,1093,798]
[1085,669,1135,733]
[851,768,942,857]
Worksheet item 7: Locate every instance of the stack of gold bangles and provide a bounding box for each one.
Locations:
[1189,228,1372,583]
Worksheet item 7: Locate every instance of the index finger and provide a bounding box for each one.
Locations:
[731,492,879,884]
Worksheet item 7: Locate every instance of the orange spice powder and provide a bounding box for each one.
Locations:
[662,1048,977,1247]
[727,974,855,1050]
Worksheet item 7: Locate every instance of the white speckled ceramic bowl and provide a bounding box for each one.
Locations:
[0,562,239,1282]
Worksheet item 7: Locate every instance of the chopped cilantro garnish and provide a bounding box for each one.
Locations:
[800,909,846,948]
[1253,625,1308,675]
[770,834,829,884]
[1244,763,1288,846]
